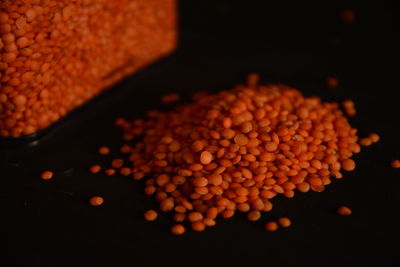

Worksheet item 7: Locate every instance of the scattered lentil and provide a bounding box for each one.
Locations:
[326,77,339,88]
[278,217,291,228]
[265,221,279,232]
[337,206,352,215]
[98,146,110,155]
[391,160,400,169]
[144,210,158,221]
[40,170,53,180]
[247,210,261,221]
[105,169,116,176]
[89,196,104,206]
[368,133,380,143]
[111,158,124,169]
[171,224,185,235]
[89,165,102,174]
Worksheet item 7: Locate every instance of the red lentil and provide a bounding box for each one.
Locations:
[368,133,380,143]
[171,224,185,235]
[105,169,116,176]
[359,138,372,147]
[391,160,400,169]
[89,196,104,206]
[247,210,261,221]
[111,159,124,169]
[120,167,132,176]
[40,170,53,180]
[98,146,110,155]
[144,210,158,221]
[337,206,352,215]
[341,159,356,171]
[0,0,177,138]
[191,221,206,232]
[103,74,368,233]
[326,77,339,88]
[265,221,279,232]
[278,217,291,228]
[342,100,356,116]
[89,165,102,174]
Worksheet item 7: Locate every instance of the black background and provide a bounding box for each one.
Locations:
[0,1,398,266]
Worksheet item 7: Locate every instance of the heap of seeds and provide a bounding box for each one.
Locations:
[114,75,362,234]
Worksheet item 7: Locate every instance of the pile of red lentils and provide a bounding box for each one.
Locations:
[0,0,176,138]
[106,74,368,234]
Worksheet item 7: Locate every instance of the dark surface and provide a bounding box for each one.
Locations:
[0,1,398,267]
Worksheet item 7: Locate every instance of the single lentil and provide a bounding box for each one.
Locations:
[265,221,279,232]
[144,210,158,221]
[326,77,339,88]
[368,133,380,143]
[40,170,53,180]
[337,206,352,215]
[89,165,102,174]
[98,146,110,155]
[391,160,400,169]
[278,217,291,228]
[171,224,185,235]
[105,169,116,176]
[89,196,104,206]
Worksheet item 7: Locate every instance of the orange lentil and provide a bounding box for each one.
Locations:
[203,218,216,227]
[40,170,53,180]
[234,134,249,146]
[192,140,204,152]
[89,196,104,206]
[144,210,158,221]
[246,73,259,87]
[247,210,261,221]
[391,160,400,169]
[111,158,124,169]
[359,138,372,147]
[188,211,204,222]
[278,217,291,228]
[341,159,356,171]
[206,207,218,219]
[326,77,339,88]
[98,146,110,155]
[368,133,380,143]
[105,169,116,176]
[265,221,279,232]
[342,100,356,117]
[337,206,352,216]
[171,224,186,235]
[200,151,213,165]
[191,221,206,232]
[120,167,132,176]
[89,165,102,174]
[160,197,174,212]
[13,95,27,107]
